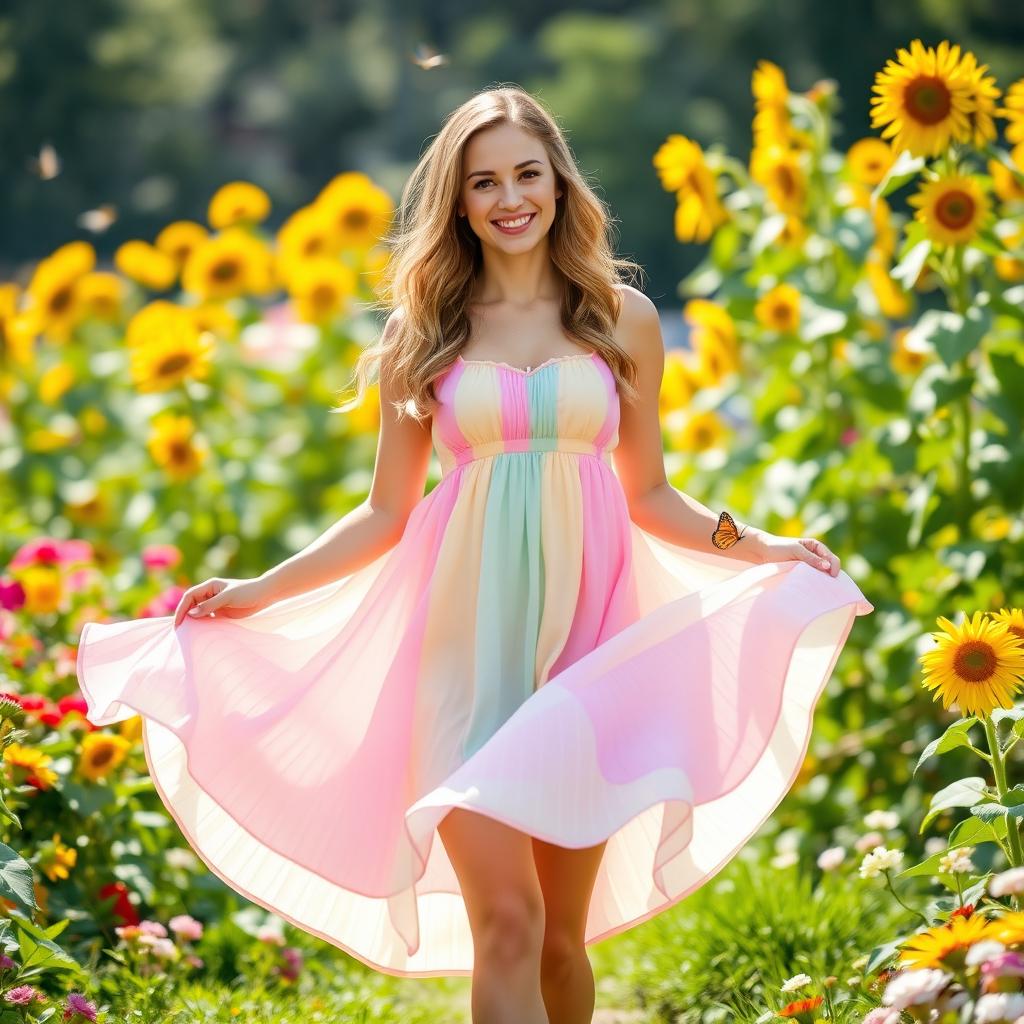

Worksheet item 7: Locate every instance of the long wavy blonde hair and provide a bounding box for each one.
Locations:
[334,85,645,422]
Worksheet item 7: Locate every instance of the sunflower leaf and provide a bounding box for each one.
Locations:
[871,149,926,200]
[921,776,990,833]
[914,717,977,777]
[891,239,931,289]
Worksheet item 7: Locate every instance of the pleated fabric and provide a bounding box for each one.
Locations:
[76,349,874,977]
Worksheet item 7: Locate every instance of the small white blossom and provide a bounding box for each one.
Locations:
[975,992,1024,1024]
[780,973,813,993]
[924,836,947,856]
[967,939,1008,966]
[864,809,901,831]
[771,850,799,869]
[939,846,976,875]
[882,967,954,1009]
[855,830,886,853]
[991,867,1024,897]
[817,846,846,871]
[859,845,904,879]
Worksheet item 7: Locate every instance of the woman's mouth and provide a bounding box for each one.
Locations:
[491,212,536,235]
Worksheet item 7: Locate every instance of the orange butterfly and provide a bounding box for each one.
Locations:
[711,510,747,550]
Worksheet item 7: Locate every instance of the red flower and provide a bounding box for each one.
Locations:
[779,996,824,1017]
[951,903,975,919]
[97,882,139,926]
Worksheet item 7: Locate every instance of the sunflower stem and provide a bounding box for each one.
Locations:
[984,715,1024,867]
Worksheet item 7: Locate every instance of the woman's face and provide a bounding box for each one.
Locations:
[458,122,563,254]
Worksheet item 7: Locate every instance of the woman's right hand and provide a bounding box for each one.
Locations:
[172,576,277,628]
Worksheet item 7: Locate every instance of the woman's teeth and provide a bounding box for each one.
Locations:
[492,213,535,233]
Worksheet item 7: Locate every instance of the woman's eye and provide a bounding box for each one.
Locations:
[473,170,540,189]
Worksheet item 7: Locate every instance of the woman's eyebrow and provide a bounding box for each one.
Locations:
[465,158,542,181]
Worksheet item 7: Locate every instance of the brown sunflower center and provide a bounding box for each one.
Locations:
[157,354,193,377]
[211,259,242,282]
[302,238,327,257]
[775,167,797,196]
[49,285,73,315]
[169,441,192,463]
[905,76,953,125]
[935,190,975,230]
[772,303,793,325]
[91,747,114,767]
[954,640,996,681]
[310,284,337,308]
[342,209,370,230]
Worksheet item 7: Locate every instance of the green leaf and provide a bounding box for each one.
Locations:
[865,935,910,975]
[0,845,37,912]
[891,239,931,289]
[872,149,927,199]
[949,814,1004,847]
[900,849,952,878]
[914,717,978,776]
[921,777,989,832]
[904,307,992,369]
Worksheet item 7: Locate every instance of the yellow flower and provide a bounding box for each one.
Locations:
[78,272,125,321]
[752,60,791,149]
[26,261,85,342]
[989,159,1024,203]
[995,224,1024,282]
[673,409,729,453]
[890,326,930,375]
[907,172,992,248]
[652,134,729,243]
[156,220,209,268]
[208,182,271,230]
[988,910,1024,946]
[78,732,132,781]
[315,173,393,250]
[846,138,897,187]
[360,245,391,296]
[866,256,912,320]
[119,716,144,744]
[3,743,59,789]
[289,257,358,324]
[114,240,178,291]
[275,205,339,288]
[128,314,214,393]
[750,143,807,217]
[187,301,238,341]
[958,50,1002,147]
[989,608,1024,648]
[997,79,1024,151]
[754,283,801,333]
[125,300,186,348]
[919,610,1024,718]
[182,228,275,301]
[659,350,699,415]
[684,299,740,386]
[39,361,75,404]
[899,914,1003,970]
[40,834,77,882]
[18,565,63,614]
[49,241,96,278]
[64,486,110,527]
[147,412,208,480]
[870,39,976,158]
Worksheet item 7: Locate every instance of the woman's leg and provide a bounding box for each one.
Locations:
[437,807,549,1023]
[531,836,609,1024]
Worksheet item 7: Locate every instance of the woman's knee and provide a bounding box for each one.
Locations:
[539,928,585,981]
[475,890,546,966]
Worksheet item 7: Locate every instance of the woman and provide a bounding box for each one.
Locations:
[77,86,874,1022]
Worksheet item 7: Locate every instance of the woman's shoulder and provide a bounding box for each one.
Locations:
[612,284,661,363]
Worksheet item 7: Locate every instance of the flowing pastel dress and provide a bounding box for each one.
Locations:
[76,348,874,978]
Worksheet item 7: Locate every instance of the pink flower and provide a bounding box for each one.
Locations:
[279,946,304,981]
[184,953,204,968]
[840,428,859,446]
[138,585,187,618]
[0,953,16,970]
[138,919,168,938]
[63,992,98,1022]
[9,538,92,569]
[4,984,44,1005]
[257,924,286,944]
[141,545,182,571]
[169,914,204,941]
[0,578,26,611]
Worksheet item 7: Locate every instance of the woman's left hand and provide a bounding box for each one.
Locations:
[750,530,841,577]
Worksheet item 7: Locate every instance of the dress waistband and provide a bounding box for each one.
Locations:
[452,438,610,468]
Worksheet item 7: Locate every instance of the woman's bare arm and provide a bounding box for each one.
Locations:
[257,312,434,602]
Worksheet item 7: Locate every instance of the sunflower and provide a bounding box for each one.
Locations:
[870,39,976,158]
[847,137,897,187]
[114,240,178,291]
[752,60,792,149]
[316,172,394,250]
[996,78,1024,152]
[125,300,187,349]
[958,50,1002,148]
[988,159,1024,203]
[990,608,1024,648]
[652,134,729,243]
[182,228,274,301]
[187,301,239,341]
[890,325,930,375]
[672,409,729,453]
[3,743,58,789]
[78,732,132,782]
[128,315,214,393]
[207,181,271,230]
[48,241,96,278]
[155,220,209,268]
[919,610,1024,718]
[684,299,740,385]
[899,913,1003,970]
[147,412,208,480]
[0,284,36,369]
[39,362,75,404]
[40,834,77,882]
[755,282,801,333]
[659,351,699,415]
[995,225,1024,282]
[26,261,85,341]
[866,256,912,320]
[750,143,807,217]
[907,172,992,248]
[288,257,358,324]
[77,272,124,321]
[276,204,339,289]
[987,910,1024,947]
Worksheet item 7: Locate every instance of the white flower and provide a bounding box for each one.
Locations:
[864,809,901,831]
[771,850,799,869]
[781,973,813,993]
[882,967,954,1009]
[166,848,199,870]
[861,1008,903,1024]
[855,830,886,853]
[924,836,947,856]
[975,992,1024,1023]
[817,846,846,871]
[991,867,1024,897]
[966,939,1008,966]
[859,845,904,879]
[939,847,976,875]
